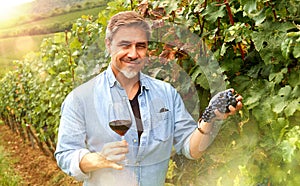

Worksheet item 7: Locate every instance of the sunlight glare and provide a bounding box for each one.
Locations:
[0,0,34,21]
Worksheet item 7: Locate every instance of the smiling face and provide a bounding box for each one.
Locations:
[107,26,148,79]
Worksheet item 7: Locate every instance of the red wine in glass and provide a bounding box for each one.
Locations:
[109,120,132,137]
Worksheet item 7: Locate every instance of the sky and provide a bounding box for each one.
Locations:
[0,0,34,7]
[0,0,35,21]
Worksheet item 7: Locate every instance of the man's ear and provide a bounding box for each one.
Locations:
[105,39,111,54]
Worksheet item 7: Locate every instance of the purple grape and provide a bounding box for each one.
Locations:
[201,90,238,122]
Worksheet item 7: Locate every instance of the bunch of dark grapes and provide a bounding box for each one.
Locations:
[201,90,238,122]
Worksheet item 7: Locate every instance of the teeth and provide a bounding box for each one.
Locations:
[131,61,141,64]
[124,60,140,64]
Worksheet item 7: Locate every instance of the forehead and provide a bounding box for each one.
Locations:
[112,26,148,43]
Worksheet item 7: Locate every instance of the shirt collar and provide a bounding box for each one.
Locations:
[106,64,150,91]
[106,65,118,88]
[139,72,150,91]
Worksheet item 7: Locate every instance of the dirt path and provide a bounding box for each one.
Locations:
[0,124,82,186]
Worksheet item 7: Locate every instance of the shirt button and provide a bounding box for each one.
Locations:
[135,162,140,166]
[133,139,138,143]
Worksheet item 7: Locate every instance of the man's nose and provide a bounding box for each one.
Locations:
[127,46,138,59]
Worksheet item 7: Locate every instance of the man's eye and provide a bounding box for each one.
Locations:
[137,44,147,49]
[119,44,130,48]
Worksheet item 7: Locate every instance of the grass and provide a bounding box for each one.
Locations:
[0,147,22,186]
[0,121,23,185]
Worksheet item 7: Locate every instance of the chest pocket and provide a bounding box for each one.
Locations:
[150,111,172,141]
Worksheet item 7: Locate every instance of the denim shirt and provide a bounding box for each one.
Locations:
[55,66,197,186]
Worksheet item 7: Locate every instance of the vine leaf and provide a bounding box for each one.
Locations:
[293,41,300,58]
[285,99,300,117]
[278,85,292,97]
[202,3,225,23]
[288,69,300,87]
[272,97,287,114]
[242,0,257,14]
[291,85,300,98]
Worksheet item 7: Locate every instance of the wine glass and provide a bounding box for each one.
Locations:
[108,99,132,164]
[109,99,132,140]
[109,119,132,140]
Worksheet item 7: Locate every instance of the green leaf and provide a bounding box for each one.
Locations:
[284,99,300,117]
[202,3,225,23]
[273,117,289,143]
[252,8,266,26]
[291,85,300,98]
[242,0,257,15]
[280,126,300,162]
[269,68,288,84]
[280,140,296,162]
[244,92,260,109]
[70,38,82,50]
[220,58,242,74]
[288,69,300,87]
[48,68,56,75]
[220,43,228,56]
[278,85,292,97]
[272,95,287,114]
[241,0,266,25]
[196,73,210,89]
[273,101,287,114]
[252,101,275,124]
[232,75,251,92]
[164,1,178,14]
[251,31,264,51]
[53,33,65,44]
[293,41,300,58]
[190,66,202,82]
[281,38,293,59]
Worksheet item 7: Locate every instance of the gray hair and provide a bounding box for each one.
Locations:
[105,11,151,42]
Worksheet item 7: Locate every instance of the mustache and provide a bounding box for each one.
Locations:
[122,57,148,64]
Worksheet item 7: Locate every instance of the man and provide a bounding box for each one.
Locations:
[54,11,243,186]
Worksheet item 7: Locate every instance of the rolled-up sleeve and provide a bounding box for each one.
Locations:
[171,88,197,158]
[54,91,90,180]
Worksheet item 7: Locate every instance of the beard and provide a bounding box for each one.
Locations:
[118,57,146,79]
[120,68,139,79]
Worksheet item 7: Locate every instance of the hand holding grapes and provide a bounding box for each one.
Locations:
[190,89,243,158]
[201,89,243,123]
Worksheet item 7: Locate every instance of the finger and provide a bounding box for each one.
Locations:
[235,101,243,110]
[106,153,127,162]
[96,152,125,170]
[101,141,129,161]
[100,155,124,170]
[110,145,129,155]
[110,162,124,170]
[104,140,128,149]
[102,145,129,157]
[214,109,228,120]
[236,95,243,101]
[227,105,237,115]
